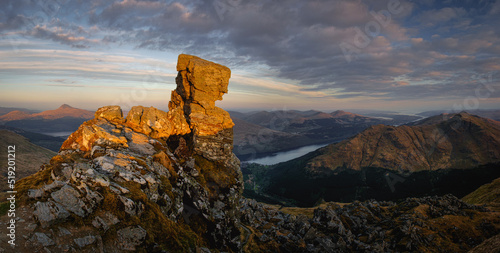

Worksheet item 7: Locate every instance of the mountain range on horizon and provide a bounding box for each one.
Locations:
[0,104,96,135]
[0,104,94,121]
[305,112,500,174]
[2,104,500,162]
[229,109,425,160]
[244,111,500,206]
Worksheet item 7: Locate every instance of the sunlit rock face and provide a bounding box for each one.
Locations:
[170,54,237,161]
[170,54,234,135]
[14,55,243,252]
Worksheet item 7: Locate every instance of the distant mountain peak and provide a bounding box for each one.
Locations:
[0,110,33,121]
[409,112,478,126]
[58,104,74,109]
[330,110,364,118]
[456,111,472,117]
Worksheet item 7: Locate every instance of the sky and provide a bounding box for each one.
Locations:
[1,0,500,113]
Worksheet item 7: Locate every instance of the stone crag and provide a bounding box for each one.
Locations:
[6,54,243,252]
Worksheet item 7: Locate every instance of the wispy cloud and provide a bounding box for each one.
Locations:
[1,0,499,111]
[46,79,79,84]
[0,49,177,85]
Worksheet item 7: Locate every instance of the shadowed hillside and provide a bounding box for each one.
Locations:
[243,112,500,206]
[0,130,56,192]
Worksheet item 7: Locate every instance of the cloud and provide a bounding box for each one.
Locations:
[46,79,78,84]
[0,48,177,85]
[491,0,500,14]
[89,0,168,30]
[1,0,499,109]
[28,25,97,48]
[416,7,465,26]
[0,14,31,32]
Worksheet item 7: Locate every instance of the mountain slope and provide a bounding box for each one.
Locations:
[0,104,94,121]
[0,110,33,121]
[232,117,311,159]
[305,112,500,174]
[1,105,95,134]
[329,110,375,121]
[31,104,94,119]
[231,109,394,160]
[243,112,500,206]
[0,107,38,116]
[0,125,65,151]
[419,109,500,121]
[462,177,500,205]
[0,130,56,192]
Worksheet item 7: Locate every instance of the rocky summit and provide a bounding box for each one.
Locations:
[5,54,243,252]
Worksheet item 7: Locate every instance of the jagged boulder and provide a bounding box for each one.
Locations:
[8,54,243,252]
[125,105,190,138]
[170,54,234,137]
[95,105,123,122]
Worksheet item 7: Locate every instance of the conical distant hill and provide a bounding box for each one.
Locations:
[31,104,94,120]
[0,104,94,121]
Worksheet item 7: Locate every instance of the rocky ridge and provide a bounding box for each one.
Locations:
[3,54,243,252]
[240,195,500,252]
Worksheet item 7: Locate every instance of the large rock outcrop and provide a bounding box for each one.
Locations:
[6,54,243,252]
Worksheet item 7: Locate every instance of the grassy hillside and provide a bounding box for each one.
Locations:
[463,177,500,205]
[244,157,500,207]
[0,129,56,192]
[0,125,65,151]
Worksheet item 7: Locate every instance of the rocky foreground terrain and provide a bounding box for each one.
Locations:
[0,55,498,252]
[240,195,500,252]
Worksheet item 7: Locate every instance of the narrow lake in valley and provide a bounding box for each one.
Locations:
[43,131,73,138]
[244,143,330,165]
